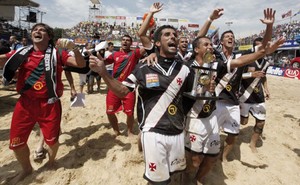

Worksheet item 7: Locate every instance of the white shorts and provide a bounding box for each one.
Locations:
[79,73,87,86]
[141,131,186,184]
[185,114,220,154]
[240,102,266,121]
[216,101,240,134]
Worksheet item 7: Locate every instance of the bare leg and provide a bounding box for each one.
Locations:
[183,151,202,184]
[10,145,33,184]
[80,85,84,94]
[107,113,120,135]
[96,79,101,92]
[222,134,237,162]
[249,133,259,153]
[36,130,45,153]
[126,115,134,137]
[249,120,265,153]
[195,155,218,183]
[240,117,248,126]
[46,141,59,168]
[33,130,47,163]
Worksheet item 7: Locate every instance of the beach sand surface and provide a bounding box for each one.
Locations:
[0,74,299,185]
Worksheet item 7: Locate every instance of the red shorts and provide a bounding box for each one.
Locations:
[9,95,62,150]
[106,90,135,116]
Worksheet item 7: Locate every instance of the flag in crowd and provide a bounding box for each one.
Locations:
[293,10,300,16]
[209,28,220,47]
[282,10,292,19]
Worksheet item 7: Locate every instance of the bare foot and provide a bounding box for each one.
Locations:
[249,144,258,153]
[8,167,33,185]
[222,157,228,163]
[114,130,121,136]
[127,131,134,137]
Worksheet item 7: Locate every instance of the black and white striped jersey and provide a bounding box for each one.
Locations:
[214,50,245,105]
[122,57,194,135]
[239,57,269,103]
[183,60,216,118]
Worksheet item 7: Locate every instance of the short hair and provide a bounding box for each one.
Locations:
[179,35,188,41]
[220,30,234,42]
[31,23,54,45]
[122,35,132,42]
[253,37,263,47]
[153,25,176,43]
[108,42,114,47]
[191,36,210,58]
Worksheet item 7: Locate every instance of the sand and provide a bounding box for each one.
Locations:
[0,74,299,185]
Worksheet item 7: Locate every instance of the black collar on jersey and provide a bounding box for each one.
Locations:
[158,55,175,63]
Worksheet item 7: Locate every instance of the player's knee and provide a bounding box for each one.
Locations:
[226,134,237,145]
[191,155,202,167]
[253,121,265,134]
[240,117,248,125]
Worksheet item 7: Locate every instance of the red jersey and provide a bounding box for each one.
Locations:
[5,49,70,99]
[106,49,141,82]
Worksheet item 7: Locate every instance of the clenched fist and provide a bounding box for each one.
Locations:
[56,38,76,50]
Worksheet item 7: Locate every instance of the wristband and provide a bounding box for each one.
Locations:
[207,17,213,23]
[242,72,252,79]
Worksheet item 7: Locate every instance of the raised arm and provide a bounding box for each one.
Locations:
[137,2,163,49]
[231,37,283,68]
[56,38,86,68]
[260,8,276,47]
[89,55,130,98]
[197,8,224,37]
[266,36,286,54]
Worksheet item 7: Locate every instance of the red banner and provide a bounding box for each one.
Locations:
[188,24,199,28]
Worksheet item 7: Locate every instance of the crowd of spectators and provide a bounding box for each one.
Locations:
[0,21,28,40]
[63,21,199,43]
[1,19,300,47]
[238,20,300,45]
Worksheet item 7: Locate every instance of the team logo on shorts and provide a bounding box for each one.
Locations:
[203,104,211,113]
[226,84,232,92]
[210,140,220,147]
[107,105,114,112]
[33,81,43,90]
[190,134,196,142]
[11,137,21,147]
[254,87,259,93]
[168,104,177,115]
[149,162,156,171]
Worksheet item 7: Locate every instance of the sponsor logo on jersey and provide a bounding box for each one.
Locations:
[203,104,211,113]
[226,84,232,92]
[168,104,177,115]
[33,81,43,90]
[146,73,160,87]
